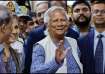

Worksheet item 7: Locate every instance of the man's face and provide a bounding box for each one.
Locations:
[92,3,105,28]
[18,19,27,33]
[26,21,35,33]
[48,10,69,36]
[72,3,91,28]
[36,3,48,25]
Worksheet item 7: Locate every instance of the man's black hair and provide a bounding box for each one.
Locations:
[72,0,91,12]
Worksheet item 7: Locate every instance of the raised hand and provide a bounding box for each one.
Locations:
[55,40,69,64]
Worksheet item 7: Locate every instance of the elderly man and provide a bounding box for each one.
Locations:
[30,6,82,73]
[24,1,79,73]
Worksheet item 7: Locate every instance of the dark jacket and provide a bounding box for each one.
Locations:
[78,30,95,73]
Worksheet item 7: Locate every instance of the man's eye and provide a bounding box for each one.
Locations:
[37,13,41,17]
[93,10,99,14]
[61,19,66,21]
[83,8,88,12]
[52,19,58,22]
[74,9,80,13]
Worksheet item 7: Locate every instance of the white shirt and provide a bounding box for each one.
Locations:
[94,30,105,72]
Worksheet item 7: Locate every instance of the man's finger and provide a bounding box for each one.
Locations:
[57,40,64,48]
[64,47,71,57]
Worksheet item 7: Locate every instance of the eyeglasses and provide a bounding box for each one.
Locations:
[36,11,45,17]
[14,25,19,29]
[28,21,34,26]
[93,9,105,14]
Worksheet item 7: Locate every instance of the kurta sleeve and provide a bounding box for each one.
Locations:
[30,43,63,73]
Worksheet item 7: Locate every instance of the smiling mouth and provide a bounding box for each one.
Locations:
[79,16,85,20]
[56,28,64,30]
[96,18,103,20]
[96,18,104,21]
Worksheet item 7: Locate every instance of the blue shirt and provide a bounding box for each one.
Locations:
[30,39,80,73]
[0,44,17,73]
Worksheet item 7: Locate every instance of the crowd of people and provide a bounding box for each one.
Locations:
[0,0,105,73]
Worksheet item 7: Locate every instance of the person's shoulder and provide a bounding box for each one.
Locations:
[29,25,45,36]
[33,42,45,53]
[37,36,48,44]
[66,27,79,39]
[65,37,78,49]
[66,36,76,40]
[65,37,77,43]
[32,25,45,33]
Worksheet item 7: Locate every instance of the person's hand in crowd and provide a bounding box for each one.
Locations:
[55,40,69,64]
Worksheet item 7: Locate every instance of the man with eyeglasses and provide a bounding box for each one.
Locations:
[35,1,48,26]
[78,0,105,73]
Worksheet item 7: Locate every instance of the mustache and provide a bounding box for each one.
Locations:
[74,14,91,28]
[77,14,87,20]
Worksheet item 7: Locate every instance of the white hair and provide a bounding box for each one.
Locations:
[44,6,69,24]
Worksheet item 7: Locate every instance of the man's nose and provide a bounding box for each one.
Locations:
[40,13,44,19]
[79,10,84,15]
[57,20,64,26]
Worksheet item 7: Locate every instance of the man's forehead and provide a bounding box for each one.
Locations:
[36,4,48,13]
[50,10,66,19]
[36,3,48,10]
[92,3,105,9]
[51,1,66,5]
[35,1,48,7]
[73,3,89,9]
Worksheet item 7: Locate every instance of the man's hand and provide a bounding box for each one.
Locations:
[55,40,69,64]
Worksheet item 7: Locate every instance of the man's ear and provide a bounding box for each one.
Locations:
[47,22,51,33]
[47,22,50,28]
[70,15,73,22]
[66,20,70,27]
